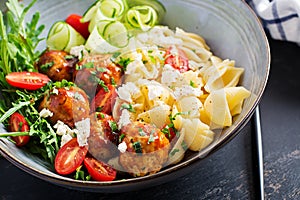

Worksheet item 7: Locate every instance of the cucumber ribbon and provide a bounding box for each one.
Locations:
[81,0,129,33]
[125,5,158,31]
[46,21,85,52]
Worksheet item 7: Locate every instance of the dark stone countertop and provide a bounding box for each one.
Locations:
[0,37,299,200]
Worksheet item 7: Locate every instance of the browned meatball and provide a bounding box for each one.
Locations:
[87,112,119,161]
[39,86,90,128]
[73,54,123,96]
[37,50,77,82]
[119,121,170,177]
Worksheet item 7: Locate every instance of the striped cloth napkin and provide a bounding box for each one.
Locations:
[246,0,300,45]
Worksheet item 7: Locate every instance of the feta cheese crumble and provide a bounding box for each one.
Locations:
[118,109,131,129]
[75,118,90,147]
[173,85,202,99]
[118,141,127,153]
[39,108,53,118]
[116,82,141,103]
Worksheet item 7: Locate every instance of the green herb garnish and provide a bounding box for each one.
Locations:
[133,141,142,153]
[121,103,135,113]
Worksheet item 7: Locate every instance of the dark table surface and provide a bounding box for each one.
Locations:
[1,37,300,200]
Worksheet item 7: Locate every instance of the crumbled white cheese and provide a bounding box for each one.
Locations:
[39,108,53,118]
[70,45,88,60]
[137,26,182,47]
[125,53,143,75]
[118,109,131,129]
[161,64,182,86]
[118,141,127,153]
[116,82,141,103]
[60,134,73,148]
[52,88,59,95]
[53,120,76,136]
[173,85,202,99]
[75,118,90,147]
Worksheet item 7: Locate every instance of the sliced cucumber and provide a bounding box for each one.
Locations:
[47,21,69,50]
[81,0,100,22]
[96,20,113,36]
[85,25,120,54]
[82,0,128,33]
[103,21,129,48]
[125,5,158,30]
[46,21,85,52]
[100,0,123,18]
[126,0,166,23]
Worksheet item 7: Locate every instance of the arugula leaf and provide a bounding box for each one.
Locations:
[0,0,45,113]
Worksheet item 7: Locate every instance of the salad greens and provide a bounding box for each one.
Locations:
[0,0,59,163]
[0,0,168,177]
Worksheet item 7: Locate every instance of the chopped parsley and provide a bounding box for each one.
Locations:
[119,133,125,143]
[121,103,135,113]
[109,121,118,132]
[190,80,196,88]
[132,141,142,153]
[181,141,188,151]
[96,67,106,73]
[110,52,121,62]
[117,57,132,72]
[39,61,54,72]
[76,62,94,70]
[148,129,155,144]
[138,128,146,136]
[170,148,180,156]
[64,55,75,60]
[169,111,190,122]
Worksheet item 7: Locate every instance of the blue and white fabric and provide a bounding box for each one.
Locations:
[245,0,300,45]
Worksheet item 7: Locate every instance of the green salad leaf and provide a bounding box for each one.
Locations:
[0,0,59,163]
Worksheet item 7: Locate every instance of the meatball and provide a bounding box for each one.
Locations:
[87,112,120,161]
[39,86,90,128]
[119,121,170,177]
[37,50,78,82]
[73,54,123,96]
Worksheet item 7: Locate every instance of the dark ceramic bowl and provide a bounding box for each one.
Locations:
[0,0,270,192]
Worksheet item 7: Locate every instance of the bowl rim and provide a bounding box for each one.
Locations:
[0,0,271,192]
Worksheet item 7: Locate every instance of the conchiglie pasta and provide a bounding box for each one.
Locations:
[224,86,251,116]
[200,57,244,93]
[137,103,171,128]
[181,118,214,151]
[203,89,232,127]
[112,25,251,155]
[175,96,203,118]
[138,80,173,109]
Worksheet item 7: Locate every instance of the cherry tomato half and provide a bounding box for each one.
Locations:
[90,84,117,114]
[164,46,190,73]
[84,157,117,181]
[9,112,30,147]
[54,138,88,175]
[6,72,51,90]
[161,124,177,142]
[66,14,90,39]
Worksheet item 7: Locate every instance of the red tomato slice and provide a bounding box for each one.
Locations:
[164,46,190,73]
[84,157,117,181]
[6,72,50,90]
[66,14,90,39]
[54,138,88,175]
[9,112,30,147]
[162,124,177,142]
[90,84,117,114]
